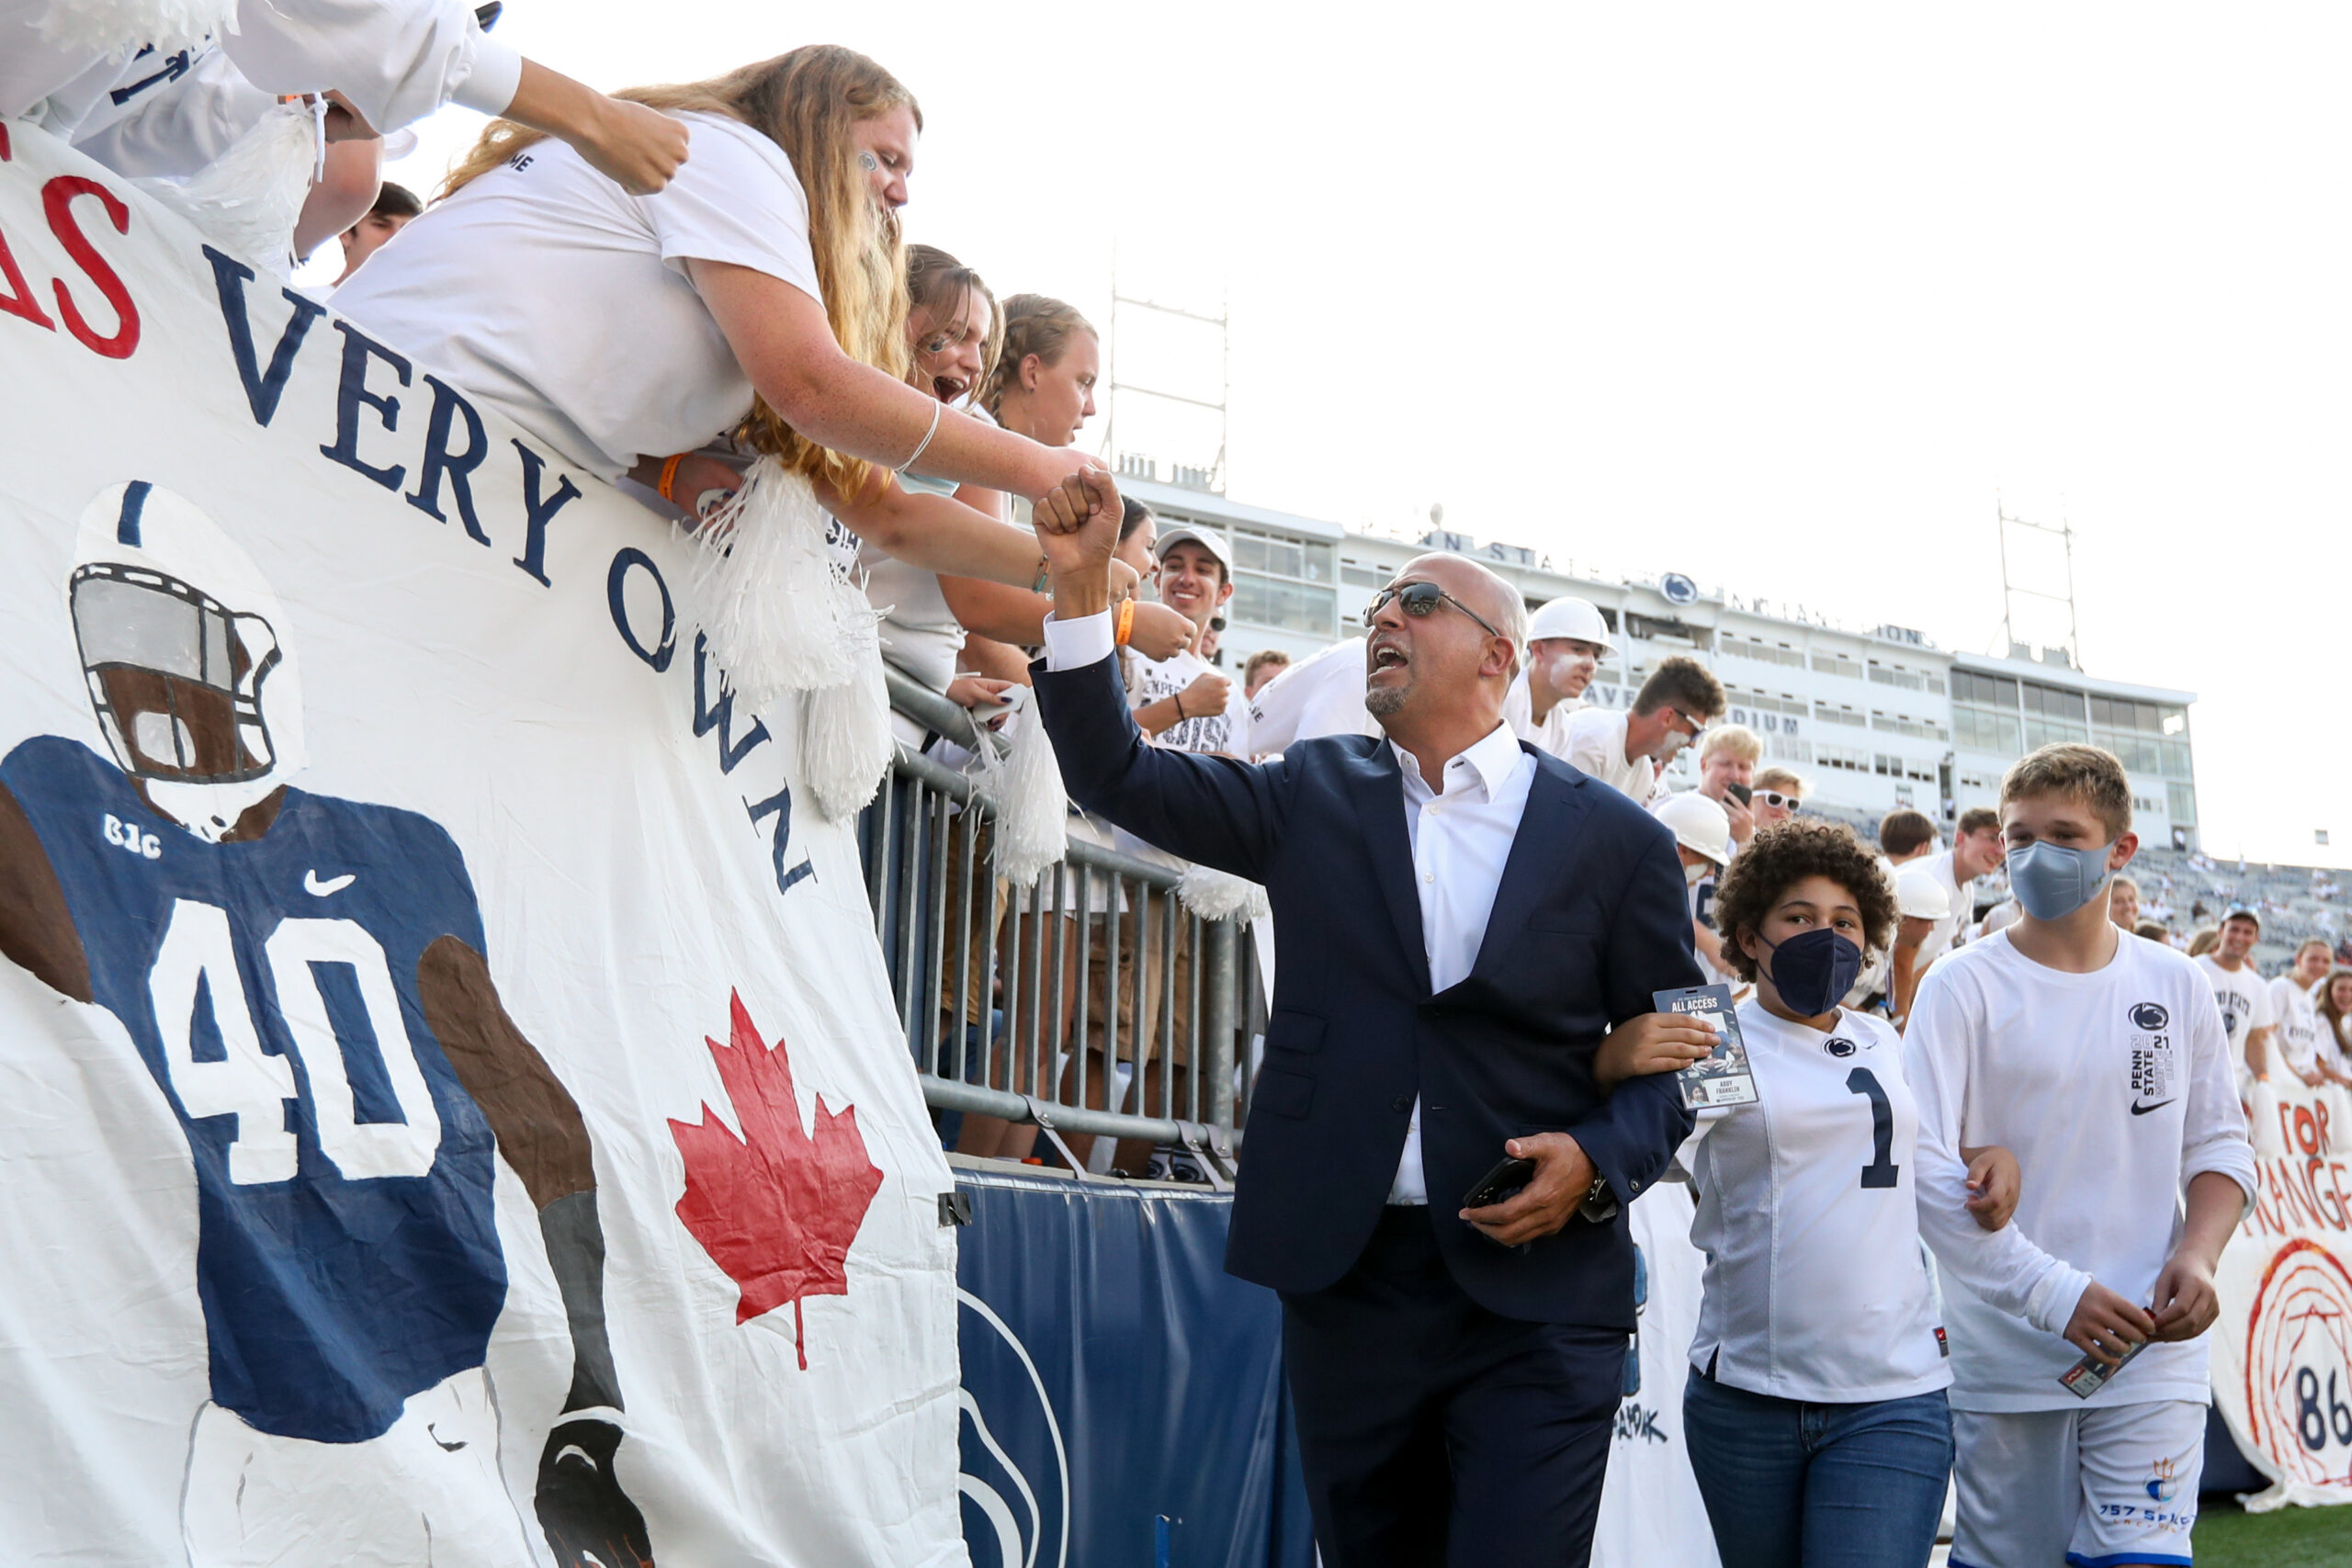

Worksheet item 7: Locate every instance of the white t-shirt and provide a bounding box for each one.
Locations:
[2269,975,2323,1077]
[1562,706,1657,805]
[1244,635,1379,754]
[1690,1004,2080,1403]
[1109,647,1250,869]
[1912,851,1973,976]
[2195,954,2275,1090]
[1686,871,1736,985]
[1127,648,1250,759]
[334,113,823,480]
[861,467,975,696]
[1503,668,1582,761]
[1905,931,2256,1412]
[1845,855,1928,1007]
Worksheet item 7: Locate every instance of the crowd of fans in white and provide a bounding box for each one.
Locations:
[3,7,2294,1563]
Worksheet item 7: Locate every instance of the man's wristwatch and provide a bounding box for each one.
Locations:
[1577,1171,1620,1224]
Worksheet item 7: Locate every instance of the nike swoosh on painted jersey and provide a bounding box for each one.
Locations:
[303,870,356,897]
[2130,1099,2177,1116]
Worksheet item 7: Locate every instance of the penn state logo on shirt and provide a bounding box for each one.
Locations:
[1825,1037,1857,1058]
[2128,1001,2177,1114]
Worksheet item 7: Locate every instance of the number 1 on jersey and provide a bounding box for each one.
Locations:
[1845,1066,1901,1189]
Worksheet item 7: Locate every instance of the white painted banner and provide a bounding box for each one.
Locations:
[1593,1179,1722,1568]
[0,125,963,1566]
[2213,1076,2352,1510]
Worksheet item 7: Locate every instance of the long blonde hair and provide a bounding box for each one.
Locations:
[442,46,921,498]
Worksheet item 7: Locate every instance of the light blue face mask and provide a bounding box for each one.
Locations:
[2005,837,2116,921]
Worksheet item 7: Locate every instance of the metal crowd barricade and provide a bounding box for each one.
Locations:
[861,670,1253,1170]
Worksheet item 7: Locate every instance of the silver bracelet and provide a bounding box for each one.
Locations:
[896,399,944,474]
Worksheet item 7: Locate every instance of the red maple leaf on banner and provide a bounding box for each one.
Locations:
[669,992,885,1368]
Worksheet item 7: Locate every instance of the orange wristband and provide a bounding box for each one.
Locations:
[657,453,685,505]
[1114,598,1136,648]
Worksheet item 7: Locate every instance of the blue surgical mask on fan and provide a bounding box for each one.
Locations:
[1755,926,1864,1017]
[2005,836,2116,921]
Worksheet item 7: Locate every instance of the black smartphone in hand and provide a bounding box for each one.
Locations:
[1726,783,1752,807]
[1463,1156,1538,1210]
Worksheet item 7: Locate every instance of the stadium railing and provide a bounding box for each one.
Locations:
[859,669,1251,1175]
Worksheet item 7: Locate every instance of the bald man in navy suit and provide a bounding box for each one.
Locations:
[1027,471,1709,1566]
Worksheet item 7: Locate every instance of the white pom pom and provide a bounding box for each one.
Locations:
[797,640,894,822]
[134,97,314,271]
[1176,863,1270,924]
[2248,1079,2287,1159]
[684,458,875,714]
[975,712,1068,888]
[37,0,233,55]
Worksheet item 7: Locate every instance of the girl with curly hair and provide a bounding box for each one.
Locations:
[1672,818,2066,1568]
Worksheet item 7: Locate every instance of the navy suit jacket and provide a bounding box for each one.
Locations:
[1035,653,1702,1326]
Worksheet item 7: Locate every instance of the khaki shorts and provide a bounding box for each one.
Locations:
[1085,892,1195,1074]
[937,814,1005,1031]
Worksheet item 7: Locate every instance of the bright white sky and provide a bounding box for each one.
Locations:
[331,4,2348,866]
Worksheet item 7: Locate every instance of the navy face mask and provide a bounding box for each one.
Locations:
[1758,926,1864,1017]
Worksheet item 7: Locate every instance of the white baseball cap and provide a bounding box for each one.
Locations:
[1893,864,1951,921]
[1153,524,1233,575]
[1528,595,1615,653]
[1655,792,1733,867]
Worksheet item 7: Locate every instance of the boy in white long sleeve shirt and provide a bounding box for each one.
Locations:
[1905,744,2255,1568]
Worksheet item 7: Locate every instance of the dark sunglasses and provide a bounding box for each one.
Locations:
[1362,581,1505,640]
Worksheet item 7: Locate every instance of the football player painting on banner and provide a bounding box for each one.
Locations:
[0,482,650,1568]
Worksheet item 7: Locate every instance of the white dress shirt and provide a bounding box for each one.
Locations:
[1046,610,1538,1203]
[1387,723,1536,1202]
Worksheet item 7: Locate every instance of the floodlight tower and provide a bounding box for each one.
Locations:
[1996,499,2082,667]
[1103,250,1229,493]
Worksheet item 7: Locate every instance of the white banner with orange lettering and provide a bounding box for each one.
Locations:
[0,124,963,1565]
[2213,1075,2352,1509]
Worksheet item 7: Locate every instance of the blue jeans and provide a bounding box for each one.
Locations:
[1683,1366,1954,1568]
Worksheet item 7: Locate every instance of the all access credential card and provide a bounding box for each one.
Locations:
[1657,984,1759,1110]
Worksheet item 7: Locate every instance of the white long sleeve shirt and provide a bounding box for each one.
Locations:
[1905,929,2257,1412]
[220,0,520,134]
[1385,722,1533,1202]
[1688,1003,2084,1403]
[6,0,517,139]
[1046,611,1534,1204]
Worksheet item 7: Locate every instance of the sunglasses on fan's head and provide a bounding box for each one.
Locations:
[1363,580,1504,640]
